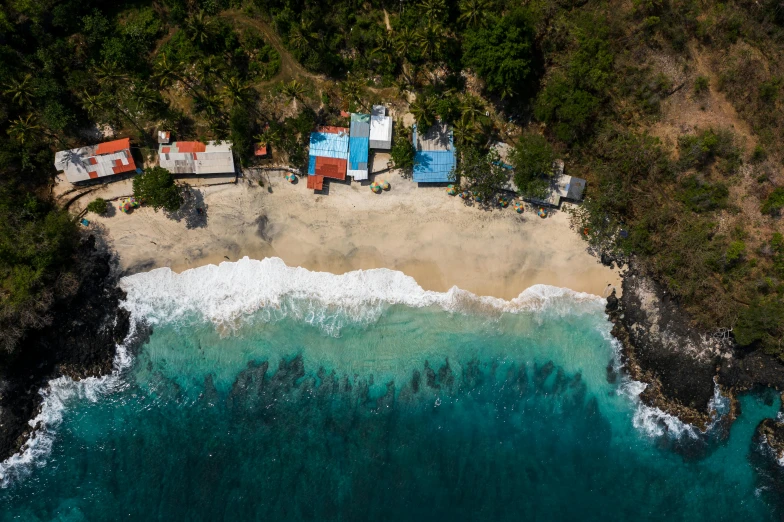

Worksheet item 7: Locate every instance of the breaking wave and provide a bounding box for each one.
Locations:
[118,256,605,334]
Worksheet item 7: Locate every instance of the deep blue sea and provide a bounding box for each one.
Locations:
[1,257,782,521]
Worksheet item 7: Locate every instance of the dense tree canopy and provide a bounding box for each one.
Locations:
[133,167,183,213]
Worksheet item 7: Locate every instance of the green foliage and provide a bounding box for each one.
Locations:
[725,240,746,267]
[694,75,709,95]
[455,147,505,201]
[510,133,555,199]
[761,187,784,216]
[229,105,252,168]
[86,198,108,215]
[676,175,729,213]
[759,78,781,104]
[390,129,416,175]
[734,299,784,355]
[133,167,183,213]
[678,128,741,174]
[463,10,536,99]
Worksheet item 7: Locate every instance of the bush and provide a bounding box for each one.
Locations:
[725,240,746,267]
[694,76,709,95]
[676,176,728,213]
[455,147,506,201]
[462,10,536,99]
[678,128,741,174]
[390,129,415,175]
[734,299,784,356]
[132,167,183,213]
[761,187,784,216]
[86,198,108,215]
[510,133,555,199]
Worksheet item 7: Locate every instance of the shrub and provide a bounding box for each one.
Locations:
[676,176,728,213]
[725,240,746,266]
[761,187,784,216]
[86,198,108,215]
[734,299,784,356]
[132,167,183,213]
[390,129,415,175]
[678,128,741,174]
[510,133,555,199]
[693,76,709,95]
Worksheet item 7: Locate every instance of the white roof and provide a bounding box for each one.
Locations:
[369,105,392,148]
[54,144,133,183]
[158,141,235,175]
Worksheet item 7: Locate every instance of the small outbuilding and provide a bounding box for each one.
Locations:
[412,123,456,183]
[369,105,392,150]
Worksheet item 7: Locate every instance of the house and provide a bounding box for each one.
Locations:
[158,131,171,144]
[158,141,235,175]
[307,126,350,191]
[412,123,456,183]
[506,156,587,207]
[348,113,370,180]
[54,138,137,183]
[369,105,392,149]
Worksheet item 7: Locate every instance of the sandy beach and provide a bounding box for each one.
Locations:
[76,172,621,300]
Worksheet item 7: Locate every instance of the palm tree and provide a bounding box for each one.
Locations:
[394,27,415,59]
[132,84,161,113]
[418,0,446,22]
[3,74,35,107]
[458,0,490,28]
[339,75,364,109]
[7,114,39,145]
[186,12,213,46]
[94,62,129,88]
[196,55,221,84]
[416,23,445,61]
[223,77,251,108]
[372,33,395,66]
[154,53,201,98]
[254,125,282,149]
[459,94,485,123]
[452,115,480,147]
[280,80,305,104]
[410,96,436,128]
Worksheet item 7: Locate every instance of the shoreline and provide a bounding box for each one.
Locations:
[79,172,622,301]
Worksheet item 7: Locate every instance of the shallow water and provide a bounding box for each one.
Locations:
[0,259,781,521]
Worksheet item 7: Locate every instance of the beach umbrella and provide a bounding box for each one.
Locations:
[370,182,381,193]
[381,180,390,191]
[121,202,132,213]
[460,191,470,199]
[515,204,524,214]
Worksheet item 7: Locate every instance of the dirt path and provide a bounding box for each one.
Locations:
[220,10,326,87]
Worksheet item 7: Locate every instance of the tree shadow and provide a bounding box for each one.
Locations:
[165,185,208,229]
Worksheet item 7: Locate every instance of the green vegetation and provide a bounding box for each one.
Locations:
[761,187,784,216]
[86,198,108,215]
[0,0,782,363]
[509,133,555,200]
[132,167,183,213]
[390,130,416,176]
[454,147,505,201]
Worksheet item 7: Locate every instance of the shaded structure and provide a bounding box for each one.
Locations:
[158,141,235,175]
[307,126,349,191]
[54,138,137,183]
[412,123,456,183]
[348,113,370,181]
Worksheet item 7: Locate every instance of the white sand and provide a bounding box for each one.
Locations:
[79,173,621,300]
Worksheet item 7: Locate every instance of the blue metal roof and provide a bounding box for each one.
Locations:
[413,151,456,182]
[349,136,369,171]
[307,155,317,175]
[308,131,349,160]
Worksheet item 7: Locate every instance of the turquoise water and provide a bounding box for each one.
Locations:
[0,261,782,521]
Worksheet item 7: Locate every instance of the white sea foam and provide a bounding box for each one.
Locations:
[118,256,604,333]
[0,327,135,488]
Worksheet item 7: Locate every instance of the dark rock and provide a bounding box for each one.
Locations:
[608,261,726,429]
[0,235,130,462]
[605,290,619,313]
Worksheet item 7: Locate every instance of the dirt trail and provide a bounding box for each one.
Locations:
[220,10,326,86]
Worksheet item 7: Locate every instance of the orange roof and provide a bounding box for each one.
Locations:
[175,141,207,153]
[254,143,268,156]
[314,156,346,180]
[95,138,131,155]
[317,126,349,135]
[161,146,171,154]
[307,175,324,190]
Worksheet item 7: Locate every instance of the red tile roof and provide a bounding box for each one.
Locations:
[161,146,171,153]
[307,175,324,190]
[176,141,207,153]
[95,138,131,155]
[254,143,268,156]
[317,126,349,135]
[314,156,346,180]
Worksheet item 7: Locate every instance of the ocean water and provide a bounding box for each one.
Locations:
[0,257,782,521]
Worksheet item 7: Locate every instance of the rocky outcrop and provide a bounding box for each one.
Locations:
[0,235,129,462]
[607,264,730,430]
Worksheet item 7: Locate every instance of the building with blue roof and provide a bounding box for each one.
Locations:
[307,126,350,191]
[412,123,456,183]
[348,113,370,180]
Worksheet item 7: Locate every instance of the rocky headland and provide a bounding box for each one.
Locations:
[0,235,129,462]
[608,260,784,444]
